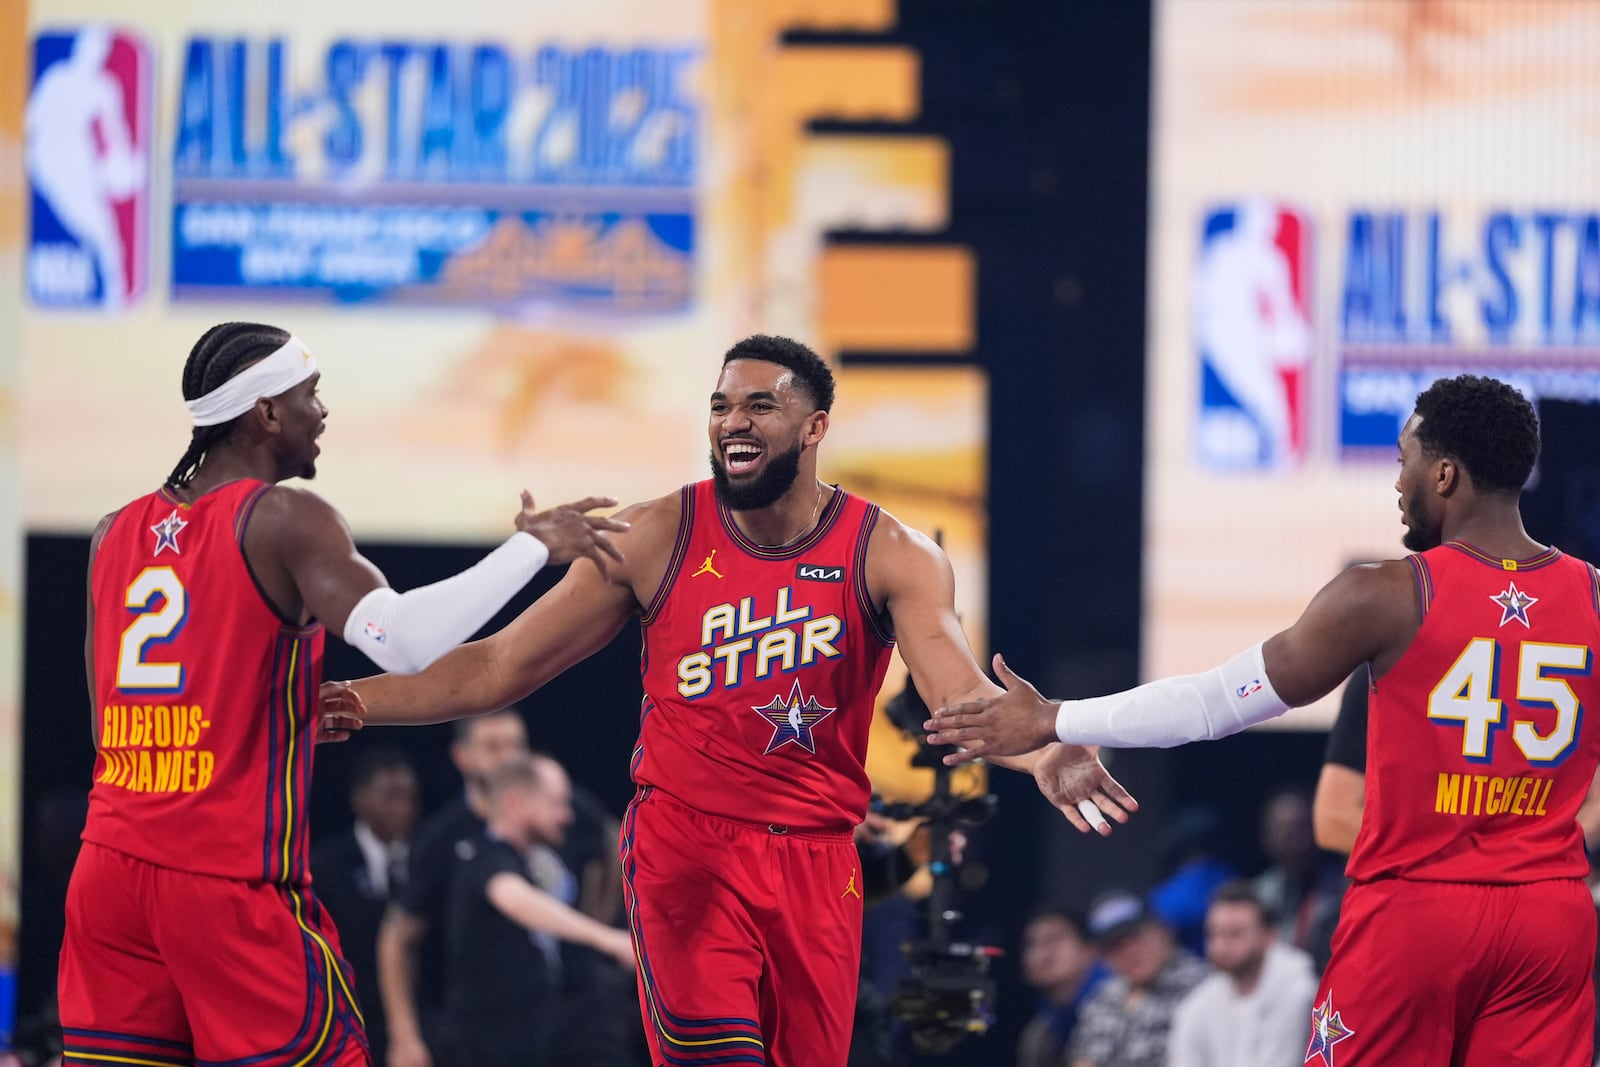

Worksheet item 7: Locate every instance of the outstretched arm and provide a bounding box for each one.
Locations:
[927,560,1417,760]
[869,516,1136,834]
[486,873,636,969]
[341,495,677,726]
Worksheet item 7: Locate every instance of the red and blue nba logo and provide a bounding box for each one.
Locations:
[26,27,151,310]
[1193,201,1314,470]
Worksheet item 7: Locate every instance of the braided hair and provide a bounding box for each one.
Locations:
[165,322,291,491]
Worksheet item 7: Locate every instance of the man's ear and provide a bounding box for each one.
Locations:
[1436,456,1462,497]
[804,409,829,448]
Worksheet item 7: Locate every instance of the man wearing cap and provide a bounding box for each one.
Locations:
[1068,890,1209,1067]
[60,322,627,1067]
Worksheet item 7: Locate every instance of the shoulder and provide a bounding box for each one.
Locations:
[88,508,124,564]
[862,505,949,589]
[1167,951,1212,991]
[246,483,347,531]
[612,487,686,542]
[1326,558,1417,605]
[414,799,479,851]
[1265,941,1318,983]
[1081,975,1128,1014]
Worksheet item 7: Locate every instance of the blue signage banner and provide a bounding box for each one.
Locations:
[169,36,699,311]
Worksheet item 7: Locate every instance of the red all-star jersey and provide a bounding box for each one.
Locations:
[85,480,323,885]
[636,481,896,828]
[1348,541,1600,885]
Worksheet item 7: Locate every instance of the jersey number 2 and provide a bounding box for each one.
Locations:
[1427,638,1591,764]
[116,567,188,693]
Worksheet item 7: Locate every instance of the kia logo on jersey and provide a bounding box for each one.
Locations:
[795,564,844,583]
[1194,200,1314,471]
[26,26,152,310]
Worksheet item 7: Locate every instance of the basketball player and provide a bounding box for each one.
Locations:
[327,335,1137,1066]
[60,322,626,1066]
[928,375,1600,1065]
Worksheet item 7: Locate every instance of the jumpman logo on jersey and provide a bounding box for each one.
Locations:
[1303,992,1355,1066]
[751,680,837,754]
[691,549,723,579]
[842,867,861,899]
[1491,581,1538,628]
[150,509,188,557]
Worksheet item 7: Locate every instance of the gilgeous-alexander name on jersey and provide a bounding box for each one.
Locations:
[86,480,324,885]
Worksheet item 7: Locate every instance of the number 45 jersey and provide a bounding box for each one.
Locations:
[85,481,324,886]
[1350,542,1600,885]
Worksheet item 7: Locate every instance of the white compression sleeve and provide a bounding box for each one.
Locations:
[342,532,550,675]
[1053,643,1290,748]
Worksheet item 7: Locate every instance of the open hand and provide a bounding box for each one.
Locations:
[316,680,366,744]
[516,492,629,575]
[1030,743,1138,836]
[924,653,1061,764]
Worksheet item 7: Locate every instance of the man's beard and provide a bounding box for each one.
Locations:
[711,443,802,510]
[1400,488,1440,552]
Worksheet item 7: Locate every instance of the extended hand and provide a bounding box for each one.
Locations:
[1029,743,1138,836]
[603,927,638,970]
[924,653,1061,763]
[316,680,366,744]
[517,492,629,574]
[386,1032,434,1067]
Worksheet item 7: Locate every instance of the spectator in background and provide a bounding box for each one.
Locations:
[440,754,634,1067]
[1312,670,1368,856]
[310,746,419,1066]
[379,708,529,1067]
[1250,787,1343,964]
[1017,908,1107,1067]
[1169,881,1316,1067]
[1148,808,1238,956]
[1068,890,1208,1067]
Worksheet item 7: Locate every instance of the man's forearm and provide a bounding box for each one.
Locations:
[376,914,426,1042]
[353,640,520,726]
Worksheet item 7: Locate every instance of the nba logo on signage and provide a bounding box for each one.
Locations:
[1193,201,1314,470]
[26,27,151,310]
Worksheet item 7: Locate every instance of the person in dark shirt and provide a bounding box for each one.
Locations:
[309,746,419,1065]
[440,754,635,1067]
[377,709,528,1067]
[1312,670,1368,856]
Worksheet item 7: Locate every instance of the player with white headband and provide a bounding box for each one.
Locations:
[61,321,626,1064]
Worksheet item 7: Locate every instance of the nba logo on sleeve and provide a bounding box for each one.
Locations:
[1193,201,1314,470]
[26,27,151,310]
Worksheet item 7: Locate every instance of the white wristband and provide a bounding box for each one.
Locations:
[1053,642,1290,748]
[342,531,550,674]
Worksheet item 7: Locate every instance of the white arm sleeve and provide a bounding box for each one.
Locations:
[341,532,550,675]
[1053,642,1290,748]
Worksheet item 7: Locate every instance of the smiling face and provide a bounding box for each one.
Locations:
[708,359,827,511]
[1396,413,1444,552]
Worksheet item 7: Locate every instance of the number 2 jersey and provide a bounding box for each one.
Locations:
[636,481,896,829]
[1348,541,1600,885]
[84,480,324,885]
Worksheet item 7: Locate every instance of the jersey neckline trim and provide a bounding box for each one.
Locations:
[157,477,262,509]
[716,484,848,561]
[1444,541,1562,571]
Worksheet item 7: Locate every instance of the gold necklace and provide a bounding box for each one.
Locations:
[760,483,824,548]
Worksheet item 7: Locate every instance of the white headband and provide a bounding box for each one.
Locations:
[185,336,319,427]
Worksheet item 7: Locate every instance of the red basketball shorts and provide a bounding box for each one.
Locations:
[620,787,865,1067]
[1308,877,1595,1067]
[58,841,369,1066]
